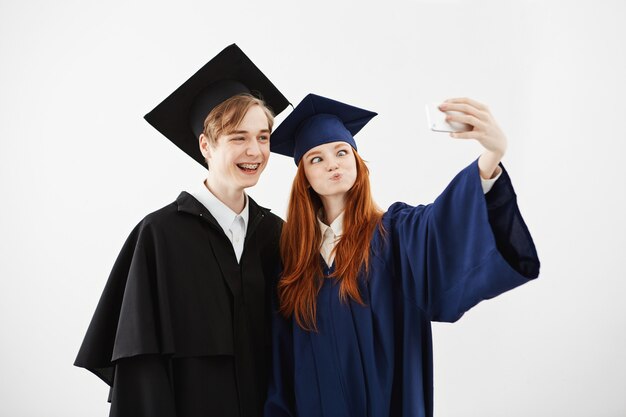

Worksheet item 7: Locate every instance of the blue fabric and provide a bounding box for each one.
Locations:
[264,160,540,417]
[270,94,377,165]
[293,114,357,165]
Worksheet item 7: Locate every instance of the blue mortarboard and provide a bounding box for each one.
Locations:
[144,44,290,166]
[270,93,377,165]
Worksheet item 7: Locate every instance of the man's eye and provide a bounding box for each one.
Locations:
[259,135,269,141]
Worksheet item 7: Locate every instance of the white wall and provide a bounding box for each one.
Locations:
[1,0,624,415]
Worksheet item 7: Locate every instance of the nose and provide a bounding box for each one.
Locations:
[326,158,339,171]
[245,139,262,156]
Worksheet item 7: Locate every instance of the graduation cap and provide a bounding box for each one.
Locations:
[144,44,290,166]
[270,93,377,165]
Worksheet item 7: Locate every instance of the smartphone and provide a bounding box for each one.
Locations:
[425,103,472,133]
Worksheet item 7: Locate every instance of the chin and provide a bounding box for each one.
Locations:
[239,178,260,189]
[318,188,350,198]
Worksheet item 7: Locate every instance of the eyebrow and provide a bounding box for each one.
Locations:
[305,143,348,158]
[230,129,271,134]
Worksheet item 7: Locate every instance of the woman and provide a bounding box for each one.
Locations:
[75,45,289,417]
[265,94,540,417]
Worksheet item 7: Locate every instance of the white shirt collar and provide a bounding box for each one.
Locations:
[189,180,249,235]
[317,211,345,238]
[317,211,344,266]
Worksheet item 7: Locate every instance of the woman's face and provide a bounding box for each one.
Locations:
[302,141,357,201]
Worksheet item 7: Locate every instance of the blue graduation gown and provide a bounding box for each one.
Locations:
[264,160,540,417]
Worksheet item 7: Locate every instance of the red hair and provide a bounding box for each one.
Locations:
[278,149,384,331]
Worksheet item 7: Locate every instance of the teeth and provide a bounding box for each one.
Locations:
[238,163,259,170]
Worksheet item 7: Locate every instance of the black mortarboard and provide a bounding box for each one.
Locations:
[144,44,290,166]
[270,93,377,165]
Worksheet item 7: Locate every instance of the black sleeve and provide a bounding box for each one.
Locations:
[108,355,177,417]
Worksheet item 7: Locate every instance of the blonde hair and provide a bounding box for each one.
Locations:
[202,93,275,146]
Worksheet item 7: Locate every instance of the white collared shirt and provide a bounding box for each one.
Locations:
[189,181,249,263]
[318,212,344,267]
[316,173,502,265]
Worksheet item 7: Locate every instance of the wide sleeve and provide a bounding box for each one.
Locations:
[263,283,296,417]
[74,220,177,416]
[389,159,540,322]
[108,355,177,417]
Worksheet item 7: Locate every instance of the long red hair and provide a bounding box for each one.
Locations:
[278,149,384,331]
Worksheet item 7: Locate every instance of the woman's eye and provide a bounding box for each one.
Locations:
[311,156,322,164]
[337,149,347,157]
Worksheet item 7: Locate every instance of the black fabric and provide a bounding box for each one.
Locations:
[75,192,282,417]
[109,355,177,417]
[143,44,290,167]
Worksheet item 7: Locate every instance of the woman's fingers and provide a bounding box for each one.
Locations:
[450,130,484,140]
[445,112,485,130]
[437,97,506,155]
[443,97,489,112]
[439,102,488,121]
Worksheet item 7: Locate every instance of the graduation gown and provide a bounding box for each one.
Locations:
[75,192,282,417]
[264,160,540,417]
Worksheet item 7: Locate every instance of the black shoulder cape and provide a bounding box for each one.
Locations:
[75,192,283,417]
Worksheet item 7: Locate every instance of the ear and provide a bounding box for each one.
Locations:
[199,134,212,161]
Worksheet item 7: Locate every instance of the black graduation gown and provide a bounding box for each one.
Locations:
[75,192,283,417]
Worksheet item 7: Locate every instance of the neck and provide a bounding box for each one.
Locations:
[204,175,245,214]
[320,194,346,225]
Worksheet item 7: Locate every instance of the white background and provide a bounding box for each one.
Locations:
[1,0,625,416]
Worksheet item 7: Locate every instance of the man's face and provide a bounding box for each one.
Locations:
[201,105,271,192]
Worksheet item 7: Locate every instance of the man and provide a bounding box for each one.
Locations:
[75,44,289,417]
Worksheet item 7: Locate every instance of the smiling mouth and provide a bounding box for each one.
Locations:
[237,163,261,173]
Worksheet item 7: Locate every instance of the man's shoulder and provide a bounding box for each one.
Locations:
[136,192,193,230]
[142,201,179,223]
[261,210,284,227]
[247,195,283,225]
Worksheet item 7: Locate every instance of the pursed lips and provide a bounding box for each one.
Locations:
[330,173,342,181]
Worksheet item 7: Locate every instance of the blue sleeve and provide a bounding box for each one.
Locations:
[389,159,540,322]
[264,286,296,417]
